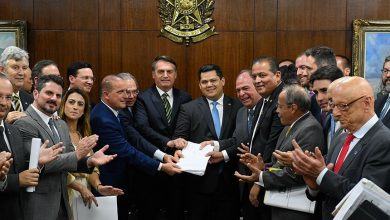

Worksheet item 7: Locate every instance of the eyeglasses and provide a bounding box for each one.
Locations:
[276,103,293,109]
[382,68,390,74]
[126,89,139,96]
[328,96,366,111]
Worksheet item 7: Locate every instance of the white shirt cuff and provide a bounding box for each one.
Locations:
[222,150,229,162]
[258,171,264,187]
[307,187,320,197]
[254,181,261,186]
[157,162,162,171]
[213,141,220,151]
[153,150,166,162]
[316,167,328,185]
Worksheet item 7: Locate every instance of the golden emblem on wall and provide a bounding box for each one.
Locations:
[159,0,218,45]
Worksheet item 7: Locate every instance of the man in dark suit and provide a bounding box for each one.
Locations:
[90,75,181,220]
[0,46,33,124]
[239,56,284,220]
[174,64,242,220]
[375,56,390,128]
[14,75,115,220]
[292,76,390,220]
[236,85,325,220]
[133,55,191,220]
[0,75,63,220]
[310,65,343,153]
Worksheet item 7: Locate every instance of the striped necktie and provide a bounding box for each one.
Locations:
[12,93,22,112]
[161,93,172,124]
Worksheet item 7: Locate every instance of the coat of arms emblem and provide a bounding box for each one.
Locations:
[159,0,218,45]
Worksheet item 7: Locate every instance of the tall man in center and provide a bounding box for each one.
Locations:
[133,55,192,220]
[174,64,242,220]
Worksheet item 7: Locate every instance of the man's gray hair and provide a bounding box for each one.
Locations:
[0,46,29,67]
[284,85,311,112]
[117,72,139,87]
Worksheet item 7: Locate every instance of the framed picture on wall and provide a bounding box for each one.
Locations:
[352,19,390,95]
[0,20,27,55]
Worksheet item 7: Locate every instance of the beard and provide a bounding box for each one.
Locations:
[385,84,390,93]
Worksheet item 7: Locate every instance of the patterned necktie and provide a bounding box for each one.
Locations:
[247,109,254,134]
[161,93,172,124]
[12,94,22,112]
[334,133,355,174]
[212,101,221,138]
[48,118,60,144]
[380,96,390,119]
[0,126,9,152]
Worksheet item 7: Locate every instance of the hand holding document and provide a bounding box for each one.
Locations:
[176,141,213,176]
[26,138,41,192]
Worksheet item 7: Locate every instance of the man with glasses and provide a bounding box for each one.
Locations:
[291,76,390,220]
[67,61,95,94]
[375,56,390,128]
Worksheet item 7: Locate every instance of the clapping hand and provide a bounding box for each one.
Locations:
[38,140,64,165]
[234,153,264,182]
[87,145,117,167]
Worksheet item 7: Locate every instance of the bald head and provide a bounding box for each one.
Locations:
[329,76,375,133]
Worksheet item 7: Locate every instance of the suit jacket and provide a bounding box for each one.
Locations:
[90,102,159,190]
[14,106,90,220]
[262,113,325,190]
[249,83,284,163]
[134,86,191,150]
[308,120,390,220]
[119,107,160,158]
[173,95,242,193]
[374,93,390,128]
[11,90,33,112]
[0,123,26,220]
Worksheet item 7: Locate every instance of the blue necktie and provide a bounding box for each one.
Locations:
[380,96,390,119]
[212,101,221,138]
[330,114,335,141]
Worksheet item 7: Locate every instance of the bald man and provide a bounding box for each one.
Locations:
[291,76,390,220]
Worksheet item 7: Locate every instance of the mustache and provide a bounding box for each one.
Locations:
[47,100,57,105]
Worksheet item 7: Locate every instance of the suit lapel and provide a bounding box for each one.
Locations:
[4,125,17,172]
[198,97,217,138]
[275,126,289,151]
[151,87,168,125]
[328,132,346,164]
[171,88,181,121]
[26,107,57,144]
[220,96,233,139]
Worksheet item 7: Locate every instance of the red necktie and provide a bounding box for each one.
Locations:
[334,133,354,174]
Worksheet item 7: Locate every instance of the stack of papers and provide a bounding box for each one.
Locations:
[332,178,390,219]
[176,142,213,176]
[73,196,118,220]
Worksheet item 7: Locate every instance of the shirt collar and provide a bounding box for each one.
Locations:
[101,100,119,117]
[31,104,52,125]
[207,94,224,106]
[156,86,173,97]
[290,111,310,129]
[12,91,20,97]
[352,114,379,138]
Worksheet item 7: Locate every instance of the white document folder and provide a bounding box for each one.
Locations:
[176,141,213,176]
[73,196,118,220]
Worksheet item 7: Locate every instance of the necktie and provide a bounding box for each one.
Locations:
[247,109,254,134]
[380,96,390,119]
[212,101,221,138]
[334,133,354,174]
[161,93,172,124]
[48,118,60,144]
[0,126,9,152]
[285,126,292,137]
[12,94,22,112]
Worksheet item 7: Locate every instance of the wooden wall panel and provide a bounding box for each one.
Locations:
[213,0,253,31]
[0,0,33,21]
[99,0,121,30]
[2,0,390,102]
[186,32,254,98]
[121,31,187,91]
[30,31,99,99]
[33,0,98,30]
[254,0,278,31]
[347,0,390,30]
[278,0,347,30]
[121,0,160,30]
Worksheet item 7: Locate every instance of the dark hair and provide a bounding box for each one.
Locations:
[198,64,223,80]
[309,65,343,84]
[32,59,58,79]
[36,75,64,92]
[383,56,390,68]
[253,56,279,73]
[58,87,91,137]
[152,55,177,71]
[278,59,295,67]
[67,61,92,80]
[336,55,351,69]
[284,85,311,112]
[305,46,336,68]
[280,64,299,85]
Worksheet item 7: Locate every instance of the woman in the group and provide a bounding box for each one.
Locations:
[58,87,123,209]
